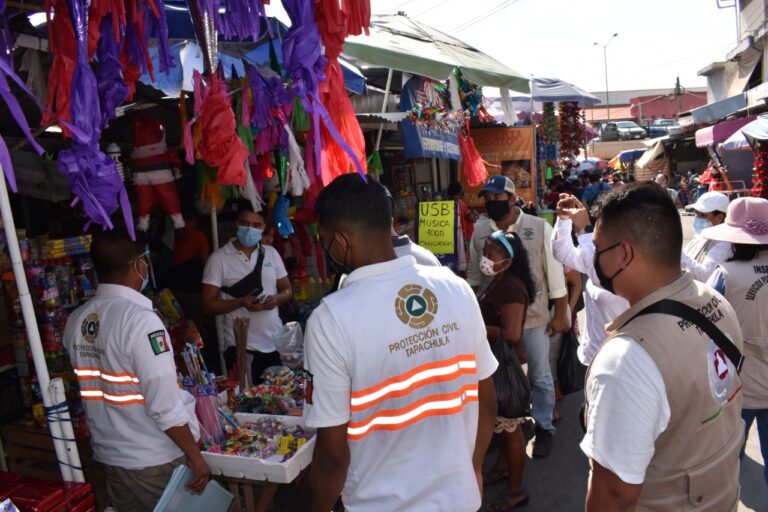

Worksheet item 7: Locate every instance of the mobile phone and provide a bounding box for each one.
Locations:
[259,294,273,304]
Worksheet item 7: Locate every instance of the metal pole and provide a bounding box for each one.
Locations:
[374,68,395,153]
[604,46,610,121]
[0,165,83,482]
[210,206,227,376]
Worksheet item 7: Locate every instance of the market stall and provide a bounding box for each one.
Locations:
[0,0,374,508]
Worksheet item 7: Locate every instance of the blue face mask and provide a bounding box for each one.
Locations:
[693,217,712,235]
[237,226,263,247]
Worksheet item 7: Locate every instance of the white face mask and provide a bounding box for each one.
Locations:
[479,256,507,277]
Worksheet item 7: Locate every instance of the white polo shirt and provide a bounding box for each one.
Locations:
[203,240,288,352]
[304,256,498,512]
[64,284,200,469]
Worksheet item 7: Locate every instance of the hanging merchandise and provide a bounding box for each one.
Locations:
[119,0,173,98]
[130,116,185,232]
[459,120,489,187]
[190,72,248,186]
[219,0,272,41]
[282,0,365,185]
[452,69,493,122]
[247,66,282,156]
[0,3,46,192]
[94,14,129,130]
[314,0,368,186]
[56,0,134,236]
[558,101,584,167]
[752,141,768,199]
[539,101,559,164]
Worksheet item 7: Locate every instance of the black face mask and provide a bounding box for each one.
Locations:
[485,200,511,221]
[593,242,632,294]
[323,234,353,276]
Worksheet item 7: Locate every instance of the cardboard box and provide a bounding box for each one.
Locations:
[201,414,315,484]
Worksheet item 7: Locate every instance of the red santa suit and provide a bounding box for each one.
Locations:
[130,117,185,231]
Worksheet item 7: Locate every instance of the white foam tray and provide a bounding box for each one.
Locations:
[202,413,315,483]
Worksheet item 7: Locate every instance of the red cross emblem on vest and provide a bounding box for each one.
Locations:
[713,349,729,380]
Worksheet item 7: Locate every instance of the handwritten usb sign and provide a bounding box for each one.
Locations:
[417,201,456,255]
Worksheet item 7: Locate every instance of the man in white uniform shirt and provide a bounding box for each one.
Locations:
[552,194,629,364]
[304,174,498,512]
[202,205,293,383]
[65,232,209,511]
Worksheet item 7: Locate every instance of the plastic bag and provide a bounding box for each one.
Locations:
[491,336,531,419]
[557,329,587,395]
[272,322,304,368]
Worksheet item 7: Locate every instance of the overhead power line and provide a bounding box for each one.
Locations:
[451,0,521,33]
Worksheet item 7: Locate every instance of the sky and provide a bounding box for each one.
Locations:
[266,0,740,95]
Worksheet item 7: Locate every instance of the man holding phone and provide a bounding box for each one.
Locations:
[202,204,293,383]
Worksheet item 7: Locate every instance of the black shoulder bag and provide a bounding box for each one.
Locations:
[221,246,266,298]
[627,299,744,373]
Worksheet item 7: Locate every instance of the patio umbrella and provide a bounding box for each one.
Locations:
[531,78,601,107]
[342,13,529,91]
[721,128,751,151]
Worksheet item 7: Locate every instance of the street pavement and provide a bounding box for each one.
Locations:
[284,210,767,511]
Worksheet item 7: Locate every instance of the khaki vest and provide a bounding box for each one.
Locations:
[718,251,768,409]
[473,210,549,328]
[588,273,744,511]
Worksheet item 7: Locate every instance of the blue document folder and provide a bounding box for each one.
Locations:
[153,465,234,512]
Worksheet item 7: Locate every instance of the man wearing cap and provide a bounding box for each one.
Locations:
[682,191,731,282]
[468,175,569,458]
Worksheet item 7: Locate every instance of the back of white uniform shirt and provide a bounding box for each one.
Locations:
[304,258,496,512]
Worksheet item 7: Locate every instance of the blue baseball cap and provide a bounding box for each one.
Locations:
[481,175,516,196]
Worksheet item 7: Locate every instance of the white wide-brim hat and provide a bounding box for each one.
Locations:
[702,197,768,245]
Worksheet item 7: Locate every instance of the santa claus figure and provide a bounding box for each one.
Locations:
[130,116,185,231]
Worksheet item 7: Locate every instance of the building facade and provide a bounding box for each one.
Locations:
[699,0,767,105]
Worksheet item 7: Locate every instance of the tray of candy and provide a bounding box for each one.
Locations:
[201,413,315,483]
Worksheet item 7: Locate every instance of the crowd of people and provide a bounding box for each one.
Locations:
[61,164,767,511]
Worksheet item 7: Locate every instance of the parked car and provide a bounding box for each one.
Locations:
[600,122,620,142]
[647,118,681,138]
[616,121,647,140]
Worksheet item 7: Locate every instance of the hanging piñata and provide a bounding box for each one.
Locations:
[314,0,368,185]
[282,0,365,185]
[56,0,134,236]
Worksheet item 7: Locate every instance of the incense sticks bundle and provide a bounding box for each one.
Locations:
[233,316,250,389]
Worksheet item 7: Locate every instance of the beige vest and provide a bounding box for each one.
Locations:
[473,210,549,328]
[588,273,744,511]
[718,250,768,409]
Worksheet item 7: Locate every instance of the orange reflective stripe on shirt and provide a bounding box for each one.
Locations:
[74,367,140,384]
[349,354,478,412]
[347,383,479,441]
[79,389,145,406]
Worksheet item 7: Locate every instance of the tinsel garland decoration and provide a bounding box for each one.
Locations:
[558,101,584,166]
[751,141,768,199]
[541,102,558,144]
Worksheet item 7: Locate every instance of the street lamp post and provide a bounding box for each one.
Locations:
[594,33,618,121]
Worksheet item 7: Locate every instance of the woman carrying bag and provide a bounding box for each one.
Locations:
[477,231,536,511]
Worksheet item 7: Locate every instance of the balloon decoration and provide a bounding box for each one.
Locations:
[752,141,768,199]
[558,101,584,168]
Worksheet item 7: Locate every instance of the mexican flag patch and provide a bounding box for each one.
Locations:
[148,330,170,355]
